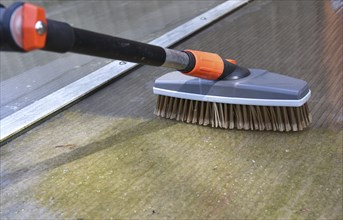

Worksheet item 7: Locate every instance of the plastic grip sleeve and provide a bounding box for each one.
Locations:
[70,28,166,66]
[43,19,75,53]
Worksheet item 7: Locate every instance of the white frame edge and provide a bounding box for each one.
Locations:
[153,87,311,107]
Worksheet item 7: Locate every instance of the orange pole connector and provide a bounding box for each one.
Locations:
[183,50,224,80]
[22,3,47,51]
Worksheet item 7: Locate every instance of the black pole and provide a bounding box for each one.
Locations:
[44,20,167,66]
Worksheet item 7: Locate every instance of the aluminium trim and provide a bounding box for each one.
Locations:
[0,0,250,142]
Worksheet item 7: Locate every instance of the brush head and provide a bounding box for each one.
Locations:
[153,69,311,107]
[153,69,312,131]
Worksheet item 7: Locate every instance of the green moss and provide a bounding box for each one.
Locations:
[32,118,342,219]
[1,112,342,219]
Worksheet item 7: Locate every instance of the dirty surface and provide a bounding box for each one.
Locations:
[1,0,342,219]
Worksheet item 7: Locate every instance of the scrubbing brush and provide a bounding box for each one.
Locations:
[0,2,312,132]
[153,69,311,132]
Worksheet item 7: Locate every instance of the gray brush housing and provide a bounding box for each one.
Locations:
[153,69,311,107]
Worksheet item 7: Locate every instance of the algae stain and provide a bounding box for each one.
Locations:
[33,117,178,219]
[30,120,342,219]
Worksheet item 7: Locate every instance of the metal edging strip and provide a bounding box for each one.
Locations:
[0,0,250,143]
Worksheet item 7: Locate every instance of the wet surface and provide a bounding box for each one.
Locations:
[1,0,342,219]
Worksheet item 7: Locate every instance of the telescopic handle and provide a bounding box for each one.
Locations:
[45,20,168,67]
[0,2,249,80]
[0,2,180,67]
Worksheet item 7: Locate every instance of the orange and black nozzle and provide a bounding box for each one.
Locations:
[0,2,47,52]
[0,2,250,81]
[181,50,250,80]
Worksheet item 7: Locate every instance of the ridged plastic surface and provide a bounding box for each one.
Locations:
[153,69,311,106]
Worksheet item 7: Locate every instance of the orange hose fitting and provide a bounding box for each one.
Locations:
[183,50,224,80]
[22,3,47,51]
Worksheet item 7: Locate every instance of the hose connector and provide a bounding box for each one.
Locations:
[0,2,47,52]
[182,50,224,80]
[182,49,250,80]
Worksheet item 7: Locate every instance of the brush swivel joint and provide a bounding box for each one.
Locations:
[181,50,250,80]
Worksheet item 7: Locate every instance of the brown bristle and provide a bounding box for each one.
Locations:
[154,95,312,132]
